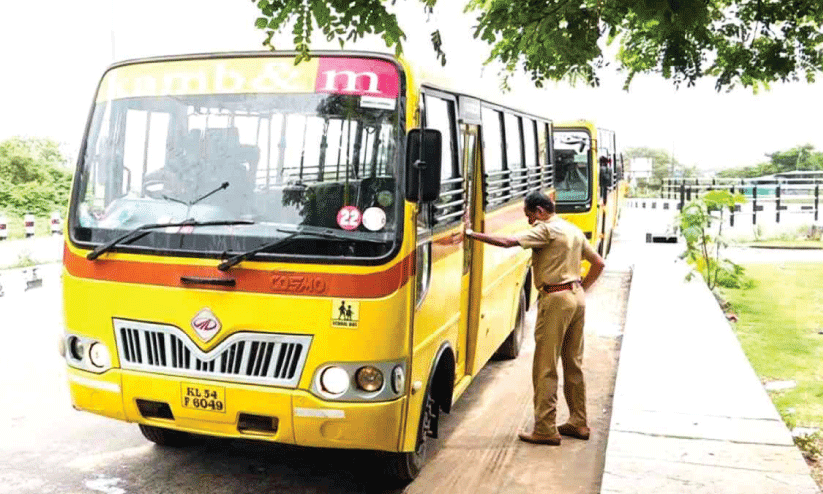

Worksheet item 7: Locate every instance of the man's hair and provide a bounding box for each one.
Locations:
[524,191,555,214]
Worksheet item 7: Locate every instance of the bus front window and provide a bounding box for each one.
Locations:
[553,130,591,203]
[73,92,402,260]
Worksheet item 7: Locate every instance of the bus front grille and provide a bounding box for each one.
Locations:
[113,319,311,387]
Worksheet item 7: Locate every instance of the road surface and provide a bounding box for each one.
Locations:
[0,241,631,494]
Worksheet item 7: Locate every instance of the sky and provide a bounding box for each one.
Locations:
[2,0,822,174]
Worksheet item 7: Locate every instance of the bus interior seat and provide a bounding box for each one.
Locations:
[200,128,259,212]
[304,181,356,229]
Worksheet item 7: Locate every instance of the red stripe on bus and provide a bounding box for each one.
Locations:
[63,246,415,298]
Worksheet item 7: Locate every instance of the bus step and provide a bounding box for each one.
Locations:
[136,399,175,420]
[238,413,279,434]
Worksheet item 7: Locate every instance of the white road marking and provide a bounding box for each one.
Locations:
[85,475,125,494]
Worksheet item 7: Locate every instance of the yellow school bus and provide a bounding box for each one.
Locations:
[553,121,623,258]
[60,51,555,480]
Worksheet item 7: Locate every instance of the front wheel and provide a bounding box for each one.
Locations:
[385,391,437,482]
[494,287,526,360]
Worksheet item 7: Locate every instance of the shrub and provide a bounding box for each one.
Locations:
[678,190,749,290]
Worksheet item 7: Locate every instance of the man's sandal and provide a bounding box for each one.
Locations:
[557,423,590,440]
[517,430,561,445]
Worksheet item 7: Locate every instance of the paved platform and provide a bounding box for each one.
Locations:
[601,209,820,493]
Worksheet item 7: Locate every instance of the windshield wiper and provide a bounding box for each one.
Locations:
[86,219,255,261]
[162,181,229,207]
[217,226,390,271]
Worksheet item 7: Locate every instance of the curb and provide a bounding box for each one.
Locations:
[746,245,823,250]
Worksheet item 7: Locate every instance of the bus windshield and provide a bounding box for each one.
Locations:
[71,57,403,261]
[553,129,591,203]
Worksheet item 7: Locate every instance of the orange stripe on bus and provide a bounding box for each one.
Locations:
[63,245,415,298]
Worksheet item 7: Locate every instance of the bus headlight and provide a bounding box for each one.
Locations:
[64,334,112,373]
[88,342,111,369]
[311,360,406,401]
[320,366,350,395]
[68,336,85,361]
[391,365,405,394]
[355,366,384,392]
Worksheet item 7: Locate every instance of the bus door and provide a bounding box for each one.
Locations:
[457,124,482,378]
[416,91,476,385]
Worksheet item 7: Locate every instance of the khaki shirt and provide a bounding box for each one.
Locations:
[516,215,589,288]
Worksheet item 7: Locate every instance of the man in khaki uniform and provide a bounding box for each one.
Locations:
[466,191,605,445]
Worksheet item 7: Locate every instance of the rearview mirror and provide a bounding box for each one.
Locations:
[405,129,442,203]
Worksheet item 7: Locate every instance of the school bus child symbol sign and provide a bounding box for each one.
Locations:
[331,299,360,328]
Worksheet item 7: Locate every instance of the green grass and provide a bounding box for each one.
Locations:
[0,216,56,240]
[723,263,823,428]
[744,240,823,249]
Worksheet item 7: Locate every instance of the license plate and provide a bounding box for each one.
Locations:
[181,382,226,413]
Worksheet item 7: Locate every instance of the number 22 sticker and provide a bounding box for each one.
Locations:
[336,206,362,231]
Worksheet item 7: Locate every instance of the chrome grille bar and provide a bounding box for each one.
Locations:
[113,318,312,387]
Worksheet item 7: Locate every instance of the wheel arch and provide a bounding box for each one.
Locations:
[426,341,456,415]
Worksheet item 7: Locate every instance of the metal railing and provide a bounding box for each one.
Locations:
[654,177,823,226]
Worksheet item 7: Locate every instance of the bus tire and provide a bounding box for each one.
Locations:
[495,287,526,360]
[385,390,436,482]
[138,424,196,447]
[606,231,613,257]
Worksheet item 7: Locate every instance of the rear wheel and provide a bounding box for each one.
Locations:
[495,287,526,360]
[606,230,614,257]
[138,424,197,447]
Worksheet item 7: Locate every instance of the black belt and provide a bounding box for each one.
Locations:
[539,280,580,294]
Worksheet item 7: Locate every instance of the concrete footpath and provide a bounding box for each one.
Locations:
[600,211,820,493]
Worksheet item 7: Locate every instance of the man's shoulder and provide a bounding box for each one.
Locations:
[550,217,587,243]
[550,215,582,232]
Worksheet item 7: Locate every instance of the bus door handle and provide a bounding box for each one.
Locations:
[180,276,237,287]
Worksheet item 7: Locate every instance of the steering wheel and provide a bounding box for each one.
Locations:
[143,178,173,199]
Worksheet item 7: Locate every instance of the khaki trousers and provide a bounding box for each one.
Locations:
[532,284,587,435]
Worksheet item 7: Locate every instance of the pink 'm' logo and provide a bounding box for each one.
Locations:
[191,308,221,343]
[315,57,399,97]
[192,318,218,331]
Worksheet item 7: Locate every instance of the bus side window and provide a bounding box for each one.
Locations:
[504,112,526,197]
[424,94,461,227]
[481,107,505,209]
[523,118,538,192]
